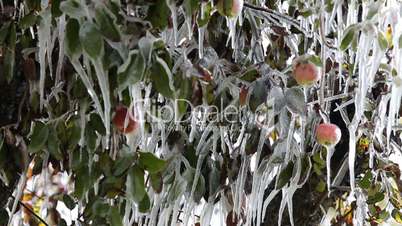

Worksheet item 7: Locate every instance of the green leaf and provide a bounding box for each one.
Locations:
[117,50,145,91]
[150,57,174,98]
[392,209,402,223]
[85,126,98,151]
[138,193,151,213]
[308,55,322,67]
[63,194,76,210]
[65,19,82,58]
[150,172,163,193]
[358,171,372,189]
[95,5,121,42]
[4,23,16,83]
[60,0,86,18]
[51,0,63,17]
[108,207,123,226]
[316,179,326,192]
[146,0,170,29]
[89,113,106,135]
[0,22,10,45]
[19,12,37,30]
[92,200,110,217]
[378,31,388,51]
[197,2,212,27]
[126,166,146,203]
[340,25,357,51]
[113,154,135,176]
[28,122,49,153]
[399,34,402,49]
[138,152,166,174]
[79,21,104,59]
[276,162,294,189]
[47,127,62,160]
[367,192,385,205]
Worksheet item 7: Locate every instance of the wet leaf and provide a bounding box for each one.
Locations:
[138,152,166,174]
[29,122,49,153]
[126,166,146,203]
[79,21,104,59]
[276,161,294,189]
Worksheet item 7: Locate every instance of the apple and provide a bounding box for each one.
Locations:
[292,56,321,87]
[316,123,341,147]
[217,0,244,18]
[112,105,137,134]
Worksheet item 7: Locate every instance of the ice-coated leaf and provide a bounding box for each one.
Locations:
[150,57,174,98]
[19,12,37,30]
[117,50,145,91]
[367,192,385,205]
[145,0,170,29]
[377,31,388,51]
[79,21,104,59]
[4,23,16,83]
[340,25,357,51]
[63,194,76,210]
[138,152,166,174]
[89,113,106,135]
[65,19,81,58]
[249,79,268,112]
[95,5,121,42]
[60,0,86,18]
[183,167,206,203]
[47,127,62,160]
[28,122,49,153]
[138,36,154,64]
[126,166,146,203]
[285,87,306,115]
[276,161,294,189]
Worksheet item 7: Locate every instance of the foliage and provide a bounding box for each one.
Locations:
[0,0,402,225]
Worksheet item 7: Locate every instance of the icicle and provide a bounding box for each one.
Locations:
[93,59,111,149]
[167,2,178,46]
[55,15,66,85]
[326,147,334,194]
[70,59,105,122]
[198,26,206,59]
[38,10,51,111]
[227,17,237,49]
[200,201,214,226]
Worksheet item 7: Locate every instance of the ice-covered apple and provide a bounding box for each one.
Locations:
[292,56,321,87]
[217,0,244,18]
[112,105,137,134]
[316,123,341,147]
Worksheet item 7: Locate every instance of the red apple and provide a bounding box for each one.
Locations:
[239,85,248,106]
[112,105,137,134]
[316,123,341,147]
[292,56,321,87]
[217,0,244,18]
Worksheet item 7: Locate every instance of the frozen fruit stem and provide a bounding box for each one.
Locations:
[292,56,321,87]
[217,0,244,18]
[112,105,137,134]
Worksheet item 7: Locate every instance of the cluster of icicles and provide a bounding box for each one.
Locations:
[30,0,402,225]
